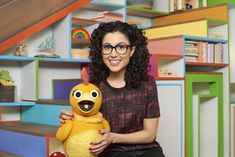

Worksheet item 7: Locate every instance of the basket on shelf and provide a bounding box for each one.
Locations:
[0,86,15,102]
[0,69,15,102]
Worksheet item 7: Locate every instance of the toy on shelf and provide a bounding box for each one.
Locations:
[72,28,90,40]
[14,42,28,56]
[56,68,110,157]
[37,34,55,53]
[158,69,176,77]
[35,34,61,58]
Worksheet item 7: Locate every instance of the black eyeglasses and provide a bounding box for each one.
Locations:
[101,44,132,55]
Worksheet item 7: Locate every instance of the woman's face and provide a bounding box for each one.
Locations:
[101,31,135,74]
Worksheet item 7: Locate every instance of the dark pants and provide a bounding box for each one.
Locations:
[99,147,165,157]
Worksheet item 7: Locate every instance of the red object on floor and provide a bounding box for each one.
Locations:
[50,152,66,157]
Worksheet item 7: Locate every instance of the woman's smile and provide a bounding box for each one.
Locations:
[109,59,121,66]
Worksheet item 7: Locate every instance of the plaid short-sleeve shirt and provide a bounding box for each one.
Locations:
[98,76,161,152]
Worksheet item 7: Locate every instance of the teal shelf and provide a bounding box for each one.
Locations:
[0,55,90,63]
[83,1,124,11]
[183,35,228,43]
[0,102,35,106]
[0,55,35,61]
[36,58,90,63]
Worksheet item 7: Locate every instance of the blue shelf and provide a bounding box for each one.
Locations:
[36,57,90,63]
[183,35,228,43]
[0,55,90,63]
[0,55,35,61]
[137,25,148,29]
[0,102,35,106]
[83,1,124,11]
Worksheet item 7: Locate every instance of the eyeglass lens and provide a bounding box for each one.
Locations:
[102,44,130,55]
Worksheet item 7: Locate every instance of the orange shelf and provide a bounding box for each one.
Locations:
[157,77,185,80]
[186,62,228,67]
[155,54,183,58]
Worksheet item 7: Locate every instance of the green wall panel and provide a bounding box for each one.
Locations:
[185,73,223,157]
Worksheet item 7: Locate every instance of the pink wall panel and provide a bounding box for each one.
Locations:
[148,36,184,55]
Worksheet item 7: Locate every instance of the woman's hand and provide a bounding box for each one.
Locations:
[59,109,74,126]
[90,129,113,155]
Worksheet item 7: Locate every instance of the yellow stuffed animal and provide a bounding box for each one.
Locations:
[56,68,110,157]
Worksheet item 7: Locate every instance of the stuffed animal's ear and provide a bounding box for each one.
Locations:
[81,68,89,85]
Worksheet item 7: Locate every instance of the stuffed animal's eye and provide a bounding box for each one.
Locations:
[90,90,99,99]
[73,90,82,99]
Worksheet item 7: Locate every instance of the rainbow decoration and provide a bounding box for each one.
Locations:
[72,28,90,40]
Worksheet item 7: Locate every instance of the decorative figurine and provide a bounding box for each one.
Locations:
[15,42,28,56]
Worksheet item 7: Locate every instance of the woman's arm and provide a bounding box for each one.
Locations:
[112,118,158,144]
[90,118,159,154]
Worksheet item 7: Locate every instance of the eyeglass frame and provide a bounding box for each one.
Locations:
[101,43,133,55]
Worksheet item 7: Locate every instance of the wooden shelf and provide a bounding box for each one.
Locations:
[0,121,57,137]
[36,99,69,106]
[186,62,228,67]
[72,17,99,27]
[126,6,168,18]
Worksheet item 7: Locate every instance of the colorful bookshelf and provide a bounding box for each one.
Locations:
[145,3,230,155]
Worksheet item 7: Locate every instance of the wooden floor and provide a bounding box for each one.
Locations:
[0,150,22,157]
[0,121,58,136]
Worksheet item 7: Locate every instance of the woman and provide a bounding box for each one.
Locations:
[60,21,165,157]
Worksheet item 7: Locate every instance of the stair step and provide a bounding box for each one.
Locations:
[0,150,22,157]
[0,121,59,157]
[0,121,57,136]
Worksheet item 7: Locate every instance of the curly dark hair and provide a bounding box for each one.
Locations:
[89,21,150,89]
